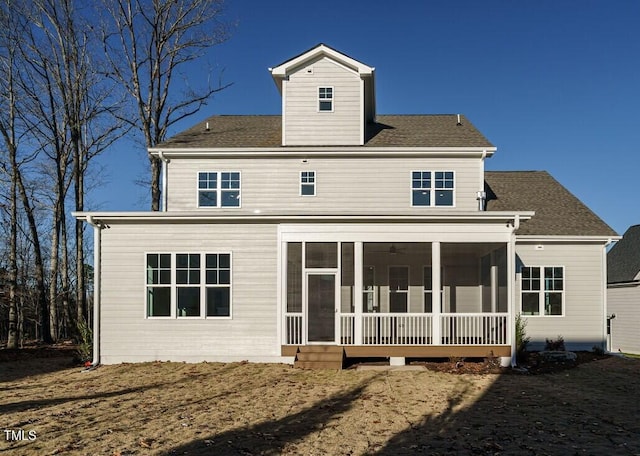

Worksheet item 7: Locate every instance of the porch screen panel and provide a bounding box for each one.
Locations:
[389,266,408,312]
[495,246,508,313]
[306,242,338,268]
[363,266,377,313]
[287,243,302,312]
[341,243,354,312]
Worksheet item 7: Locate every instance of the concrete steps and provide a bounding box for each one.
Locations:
[294,346,344,369]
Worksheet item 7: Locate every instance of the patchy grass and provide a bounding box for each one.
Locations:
[1,354,639,455]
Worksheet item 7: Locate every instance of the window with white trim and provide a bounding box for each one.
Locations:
[411,171,455,207]
[146,253,232,318]
[176,254,201,317]
[146,253,171,317]
[521,266,564,316]
[205,254,231,317]
[300,171,316,196]
[318,87,333,112]
[198,171,241,207]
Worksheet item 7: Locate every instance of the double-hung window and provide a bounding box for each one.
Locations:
[146,252,232,318]
[411,171,455,207]
[176,254,201,317]
[146,254,171,317]
[198,171,241,207]
[300,171,316,196]
[521,266,564,316]
[318,87,333,112]
[205,254,231,317]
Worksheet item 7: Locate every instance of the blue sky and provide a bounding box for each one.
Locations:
[94,0,640,236]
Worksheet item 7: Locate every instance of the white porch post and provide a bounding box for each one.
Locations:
[354,241,364,345]
[432,241,441,345]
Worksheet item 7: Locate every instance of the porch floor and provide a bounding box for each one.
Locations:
[284,345,511,369]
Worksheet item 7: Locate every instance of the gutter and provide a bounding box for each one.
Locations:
[73,211,535,225]
[147,147,497,158]
[603,238,615,352]
[83,215,104,370]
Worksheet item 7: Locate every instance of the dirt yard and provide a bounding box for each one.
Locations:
[1,352,639,455]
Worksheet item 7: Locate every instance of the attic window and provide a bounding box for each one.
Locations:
[318,87,333,112]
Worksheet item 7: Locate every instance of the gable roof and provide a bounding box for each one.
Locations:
[608,225,640,283]
[484,171,617,237]
[155,114,494,149]
[269,43,374,83]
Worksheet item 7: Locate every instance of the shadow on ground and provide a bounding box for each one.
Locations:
[164,357,640,455]
[163,376,378,455]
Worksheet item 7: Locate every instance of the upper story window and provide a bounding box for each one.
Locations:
[198,171,241,208]
[300,171,316,196]
[411,171,455,207]
[318,87,333,112]
[521,266,564,316]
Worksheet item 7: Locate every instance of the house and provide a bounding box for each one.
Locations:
[74,44,618,368]
[607,225,640,354]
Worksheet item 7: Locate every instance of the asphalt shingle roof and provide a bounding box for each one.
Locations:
[484,171,617,237]
[607,225,640,283]
[156,114,494,149]
[156,115,615,239]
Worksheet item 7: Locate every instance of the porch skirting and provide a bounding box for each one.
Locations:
[281,345,511,358]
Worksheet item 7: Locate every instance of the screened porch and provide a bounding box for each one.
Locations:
[283,241,511,348]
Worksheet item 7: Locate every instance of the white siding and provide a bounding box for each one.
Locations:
[284,57,362,145]
[516,242,606,351]
[98,223,279,364]
[168,156,482,212]
[608,284,640,354]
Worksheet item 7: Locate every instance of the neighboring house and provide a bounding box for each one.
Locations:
[74,44,618,367]
[607,225,640,354]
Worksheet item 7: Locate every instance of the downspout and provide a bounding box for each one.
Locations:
[158,151,170,212]
[603,238,614,352]
[508,215,521,367]
[84,215,102,370]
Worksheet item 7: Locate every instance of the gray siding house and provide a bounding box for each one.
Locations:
[607,225,640,354]
[75,44,618,367]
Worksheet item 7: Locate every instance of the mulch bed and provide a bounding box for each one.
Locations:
[406,351,610,375]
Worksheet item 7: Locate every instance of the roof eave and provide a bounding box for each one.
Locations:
[148,146,497,158]
[516,235,621,243]
[73,210,532,225]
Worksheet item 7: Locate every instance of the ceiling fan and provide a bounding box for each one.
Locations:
[366,243,407,255]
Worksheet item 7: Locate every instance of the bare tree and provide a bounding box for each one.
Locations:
[0,0,49,345]
[102,0,232,210]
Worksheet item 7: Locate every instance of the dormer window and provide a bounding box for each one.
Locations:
[318,87,333,112]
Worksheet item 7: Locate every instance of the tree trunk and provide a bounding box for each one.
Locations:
[150,154,162,211]
[75,141,86,325]
[48,201,60,343]
[7,156,19,349]
[16,173,51,343]
[61,211,72,339]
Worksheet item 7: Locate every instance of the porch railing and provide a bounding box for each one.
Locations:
[285,312,509,346]
[440,313,508,345]
[360,313,433,345]
[285,313,303,345]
